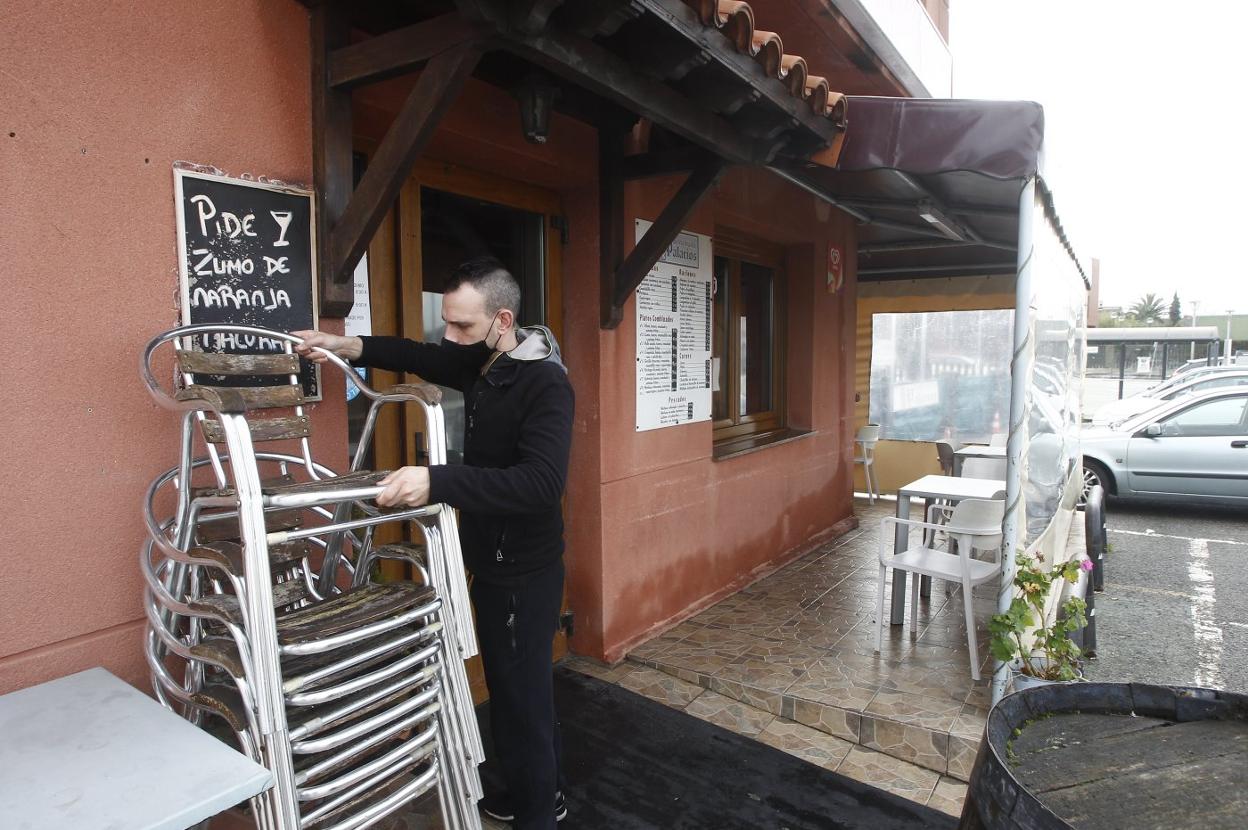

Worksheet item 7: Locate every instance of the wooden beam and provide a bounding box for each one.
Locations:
[599,127,627,328]
[471,55,638,132]
[328,13,488,90]
[604,153,726,328]
[501,26,760,164]
[311,3,354,317]
[558,0,646,38]
[620,145,706,180]
[327,45,482,299]
[510,0,568,35]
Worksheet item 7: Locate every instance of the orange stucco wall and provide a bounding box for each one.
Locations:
[2,5,859,693]
[0,0,352,694]
[595,169,858,661]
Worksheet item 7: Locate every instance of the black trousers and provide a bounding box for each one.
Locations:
[471,560,565,830]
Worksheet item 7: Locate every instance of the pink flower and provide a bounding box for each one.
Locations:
[1080,558,1094,572]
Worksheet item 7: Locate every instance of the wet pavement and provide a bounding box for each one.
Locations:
[1082,497,1248,693]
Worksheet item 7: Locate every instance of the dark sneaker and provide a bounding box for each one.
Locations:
[480,791,567,823]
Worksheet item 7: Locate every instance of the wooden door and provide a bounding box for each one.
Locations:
[363,158,567,704]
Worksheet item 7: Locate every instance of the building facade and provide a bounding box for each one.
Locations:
[1,0,955,692]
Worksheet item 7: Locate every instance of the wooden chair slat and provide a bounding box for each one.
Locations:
[176,383,303,411]
[195,508,303,543]
[188,538,313,577]
[177,350,301,376]
[277,582,437,645]
[201,415,311,444]
[237,385,304,409]
[386,383,443,405]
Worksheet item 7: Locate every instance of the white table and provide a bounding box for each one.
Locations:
[0,668,272,830]
[953,444,1007,476]
[890,475,1006,624]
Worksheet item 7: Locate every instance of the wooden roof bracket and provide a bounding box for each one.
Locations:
[312,6,486,316]
[600,127,726,328]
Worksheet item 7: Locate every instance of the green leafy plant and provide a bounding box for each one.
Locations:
[989,553,1090,681]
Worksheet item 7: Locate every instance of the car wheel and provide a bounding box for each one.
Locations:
[1079,459,1111,507]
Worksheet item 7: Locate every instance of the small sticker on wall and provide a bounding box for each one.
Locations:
[827,244,844,294]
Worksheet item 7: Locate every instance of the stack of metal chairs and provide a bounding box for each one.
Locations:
[139,324,483,830]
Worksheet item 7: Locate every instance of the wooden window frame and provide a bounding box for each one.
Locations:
[712,228,787,445]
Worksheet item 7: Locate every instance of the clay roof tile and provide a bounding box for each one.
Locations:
[679,0,844,122]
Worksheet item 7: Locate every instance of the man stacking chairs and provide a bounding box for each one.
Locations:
[139,324,484,830]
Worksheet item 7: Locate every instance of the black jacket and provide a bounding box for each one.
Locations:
[357,327,574,584]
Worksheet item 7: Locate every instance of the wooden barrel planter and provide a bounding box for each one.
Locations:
[959,682,1248,829]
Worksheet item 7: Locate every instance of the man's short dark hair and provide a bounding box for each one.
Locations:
[447,256,522,318]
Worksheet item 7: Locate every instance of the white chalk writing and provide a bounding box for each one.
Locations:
[192,286,292,310]
[191,194,256,239]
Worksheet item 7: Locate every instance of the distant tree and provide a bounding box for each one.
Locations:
[1169,292,1182,326]
[1129,293,1165,325]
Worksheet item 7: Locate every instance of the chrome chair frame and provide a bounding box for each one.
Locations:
[140,324,483,830]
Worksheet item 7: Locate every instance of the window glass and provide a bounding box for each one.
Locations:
[1195,375,1248,392]
[1162,395,1248,436]
[420,187,546,464]
[738,262,774,416]
[1164,376,1248,400]
[711,239,784,444]
[712,256,729,422]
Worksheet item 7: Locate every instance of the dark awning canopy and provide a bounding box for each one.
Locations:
[772,96,1083,285]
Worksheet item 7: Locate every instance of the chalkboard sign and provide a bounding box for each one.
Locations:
[175,168,320,399]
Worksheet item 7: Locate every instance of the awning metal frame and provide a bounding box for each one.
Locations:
[307,0,846,320]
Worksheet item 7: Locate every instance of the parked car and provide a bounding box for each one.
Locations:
[1090,367,1248,426]
[1081,387,1248,505]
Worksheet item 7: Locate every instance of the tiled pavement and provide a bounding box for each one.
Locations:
[562,656,967,817]
[403,498,1016,826]
[579,496,1017,817]
[618,499,996,787]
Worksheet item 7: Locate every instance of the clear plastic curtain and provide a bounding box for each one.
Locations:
[1020,197,1088,544]
[869,309,1015,445]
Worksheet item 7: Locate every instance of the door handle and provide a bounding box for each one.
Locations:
[1232,440,1248,448]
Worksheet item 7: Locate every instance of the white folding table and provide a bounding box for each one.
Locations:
[889,474,1006,624]
[952,444,1007,476]
[0,668,272,830]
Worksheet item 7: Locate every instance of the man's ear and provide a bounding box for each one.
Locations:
[497,308,515,334]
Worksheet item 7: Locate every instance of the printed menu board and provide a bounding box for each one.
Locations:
[635,219,712,431]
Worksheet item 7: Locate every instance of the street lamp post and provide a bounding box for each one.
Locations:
[1227,309,1236,366]
[1190,300,1200,359]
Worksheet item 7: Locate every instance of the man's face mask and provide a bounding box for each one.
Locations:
[441,311,501,357]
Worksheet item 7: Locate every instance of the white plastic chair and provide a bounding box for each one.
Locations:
[961,457,1006,480]
[876,498,1005,680]
[854,424,881,504]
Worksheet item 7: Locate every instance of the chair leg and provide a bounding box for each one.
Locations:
[945,538,957,597]
[963,578,981,681]
[875,565,887,653]
[910,572,920,635]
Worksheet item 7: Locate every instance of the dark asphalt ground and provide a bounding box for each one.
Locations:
[1082,497,1248,693]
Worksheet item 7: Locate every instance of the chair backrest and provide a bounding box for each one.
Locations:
[856,424,881,445]
[935,441,955,475]
[948,498,1005,552]
[989,433,1008,447]
[856,424,881,461]
[961,457,1006,480]
[172,337,315,491]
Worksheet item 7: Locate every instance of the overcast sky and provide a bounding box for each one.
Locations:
[950,1,1246,319]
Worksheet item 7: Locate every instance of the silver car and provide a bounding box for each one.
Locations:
[1090,367,1248,426]
[1082,387,1248,505]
